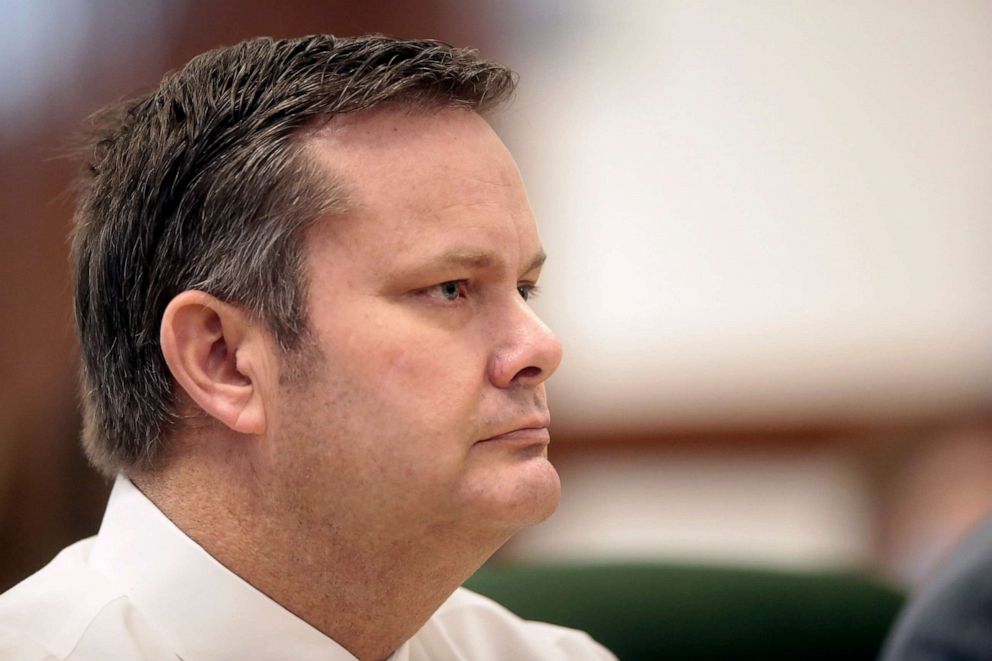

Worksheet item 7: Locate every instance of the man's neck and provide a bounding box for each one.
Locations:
[133,467,512,661]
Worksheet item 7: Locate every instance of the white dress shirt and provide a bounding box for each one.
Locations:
[0,476,615,660]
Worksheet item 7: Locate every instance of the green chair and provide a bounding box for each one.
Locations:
[465,563,904,660]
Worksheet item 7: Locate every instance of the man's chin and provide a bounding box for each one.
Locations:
[517,458,562,526]
[464,457,562,531]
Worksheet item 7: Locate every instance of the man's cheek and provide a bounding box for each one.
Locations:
[381,347,467,395]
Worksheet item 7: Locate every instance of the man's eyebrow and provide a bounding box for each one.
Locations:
[523,249,547,274]
[428,248,496,269]
[420,248,547,274]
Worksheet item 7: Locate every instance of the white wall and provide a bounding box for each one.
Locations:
[508,449,874,571]
[493,1,992,431]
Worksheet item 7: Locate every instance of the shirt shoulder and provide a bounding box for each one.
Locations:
[0,539,175,661]
[0,538,112,658]
[408,587,616,661]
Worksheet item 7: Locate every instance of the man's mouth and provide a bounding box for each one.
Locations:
[477,420,551,446]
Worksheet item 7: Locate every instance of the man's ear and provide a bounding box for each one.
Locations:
[160,290,269,435]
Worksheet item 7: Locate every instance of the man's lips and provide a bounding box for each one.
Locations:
[477,426,551,445]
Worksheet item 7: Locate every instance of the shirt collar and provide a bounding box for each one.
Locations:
[90,475,411,661]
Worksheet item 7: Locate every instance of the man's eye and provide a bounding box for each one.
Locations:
[517,284,540,301]
[425,280,467,302]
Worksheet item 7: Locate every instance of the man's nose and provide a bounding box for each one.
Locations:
[487,302,563,389]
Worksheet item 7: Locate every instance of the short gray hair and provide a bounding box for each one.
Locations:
[72,34,516,476]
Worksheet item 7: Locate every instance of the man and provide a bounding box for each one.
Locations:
[0,35,614,660]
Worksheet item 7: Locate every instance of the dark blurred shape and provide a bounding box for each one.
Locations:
[466,563,904,661]
[880,514,992,660]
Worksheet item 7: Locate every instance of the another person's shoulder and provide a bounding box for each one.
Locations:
[411,586,616,660]
[0,538,172,661]
[881,515,992,660]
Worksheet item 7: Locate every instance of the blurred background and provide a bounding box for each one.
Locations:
[1,0,990,658]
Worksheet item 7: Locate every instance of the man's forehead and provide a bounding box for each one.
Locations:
[301,105,539,272]
[307,108,515,187]
[308,105,498,156]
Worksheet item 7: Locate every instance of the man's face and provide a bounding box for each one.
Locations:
[265,108,563,539]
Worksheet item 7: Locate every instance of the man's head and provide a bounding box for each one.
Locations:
[74,35,516,472]
[73,35,562,531]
